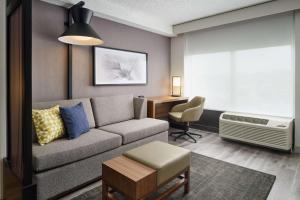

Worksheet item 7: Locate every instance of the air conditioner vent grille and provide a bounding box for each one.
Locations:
[222,114,269,125]
[220,123,288,147]
[219,112,293,151]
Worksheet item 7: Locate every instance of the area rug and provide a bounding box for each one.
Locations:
[72,152,276,200]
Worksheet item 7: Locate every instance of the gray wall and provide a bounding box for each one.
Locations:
[294,10,300,152]
[0,0,6,198]
[32,0,170,102]
[32,0,68,101]
[170,35,185,95]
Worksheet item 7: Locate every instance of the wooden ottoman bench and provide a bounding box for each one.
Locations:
[102,141,191,200]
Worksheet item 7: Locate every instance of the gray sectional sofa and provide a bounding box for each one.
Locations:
[32,94,169,200]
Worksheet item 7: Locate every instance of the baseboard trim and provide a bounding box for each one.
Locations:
[191,124,219,133]
[294,146,300,153]
[0,159,3,200]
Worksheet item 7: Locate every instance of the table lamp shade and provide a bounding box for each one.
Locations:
[172,76,181,97]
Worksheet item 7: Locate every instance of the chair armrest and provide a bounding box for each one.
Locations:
[181,106,204,122]
[133,97,147,119]
[171,102,190,112]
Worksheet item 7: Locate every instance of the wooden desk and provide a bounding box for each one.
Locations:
[147,96,189,118]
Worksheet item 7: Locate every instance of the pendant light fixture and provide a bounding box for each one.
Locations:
[58,1,103,46]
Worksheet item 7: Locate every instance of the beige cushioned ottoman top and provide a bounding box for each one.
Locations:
[124,141,191,186]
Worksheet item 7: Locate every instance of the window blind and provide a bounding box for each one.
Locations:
[184,13,294,117]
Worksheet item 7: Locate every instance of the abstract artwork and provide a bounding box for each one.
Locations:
[93,47,147,85]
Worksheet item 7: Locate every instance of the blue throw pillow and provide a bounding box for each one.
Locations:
[60,102,90,139]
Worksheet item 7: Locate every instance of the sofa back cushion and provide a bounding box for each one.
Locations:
[33,98,95,128]
[32,98,95,143]
[91,94,134,127]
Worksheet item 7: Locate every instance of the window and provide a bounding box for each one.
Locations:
[184,13,294,117]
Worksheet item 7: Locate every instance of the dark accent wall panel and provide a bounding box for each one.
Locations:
[6,0,35,198]
[191,109,224,133]
[8,5,23,179]
[32,0,68,102]
[32,0,170,101]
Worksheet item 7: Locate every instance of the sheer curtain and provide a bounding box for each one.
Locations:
[184,13,294,117]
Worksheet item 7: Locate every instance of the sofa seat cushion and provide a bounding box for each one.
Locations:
[168,112,183,122]
[32,129,122,172]
[99,118,169,145]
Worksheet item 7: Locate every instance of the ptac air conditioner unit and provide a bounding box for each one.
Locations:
[219,112,293,151]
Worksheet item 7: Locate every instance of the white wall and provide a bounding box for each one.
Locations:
[170,34,185,95]
[0,0,6,199]
[294,10,300,152]
[174,0,300,35]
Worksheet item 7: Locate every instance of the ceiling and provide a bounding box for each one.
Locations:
[42,0,272,36]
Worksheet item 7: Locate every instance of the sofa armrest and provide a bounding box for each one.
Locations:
[134,97,147,119]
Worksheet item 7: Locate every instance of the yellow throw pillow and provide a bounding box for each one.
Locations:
[32,105,65,145]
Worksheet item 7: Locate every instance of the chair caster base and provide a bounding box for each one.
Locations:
[170,130,202,143]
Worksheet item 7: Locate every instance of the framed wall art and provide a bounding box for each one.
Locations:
[93,46,148,85]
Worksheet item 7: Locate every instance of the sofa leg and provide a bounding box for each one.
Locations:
[184,168,190,194]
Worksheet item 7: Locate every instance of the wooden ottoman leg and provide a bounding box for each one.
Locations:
[184,168,190,194]
[102,181,108,200]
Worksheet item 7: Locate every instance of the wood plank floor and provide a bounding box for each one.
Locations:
[62,129,300,200]
[169,128,300,200]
